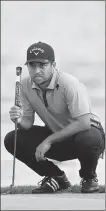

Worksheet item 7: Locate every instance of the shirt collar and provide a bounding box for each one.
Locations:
[31,69,59,90]
[32,81,40,90]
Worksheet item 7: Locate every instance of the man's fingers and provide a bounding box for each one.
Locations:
[10,106,21,111]
[10,112,21,120]
[35,150,45,161]
[9,110,21,115]
[10,112,21,117]
[9,105,23,122]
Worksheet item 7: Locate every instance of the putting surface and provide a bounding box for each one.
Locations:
[1,193,105,210]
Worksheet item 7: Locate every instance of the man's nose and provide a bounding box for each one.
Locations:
[35,66,41,73]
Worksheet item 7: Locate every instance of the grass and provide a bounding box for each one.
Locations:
[1,185,105,194]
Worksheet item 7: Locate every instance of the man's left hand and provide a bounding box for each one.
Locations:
[35,141,51,161]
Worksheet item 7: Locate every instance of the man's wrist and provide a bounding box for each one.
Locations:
[44,136,53,145]
[12,117,22,124]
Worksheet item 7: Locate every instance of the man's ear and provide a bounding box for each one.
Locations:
[52,61,56,68]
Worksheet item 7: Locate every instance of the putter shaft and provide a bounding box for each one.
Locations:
[10,120,18,193]
[10,66,22,194]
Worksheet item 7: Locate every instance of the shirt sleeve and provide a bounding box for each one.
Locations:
[20,83,35,117]
[64,79,91,118]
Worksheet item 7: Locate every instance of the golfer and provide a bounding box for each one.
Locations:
[4,42,105,193]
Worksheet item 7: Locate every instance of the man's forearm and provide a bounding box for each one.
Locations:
[45,120,90,145]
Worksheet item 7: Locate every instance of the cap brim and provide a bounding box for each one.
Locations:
[25,59,49,65]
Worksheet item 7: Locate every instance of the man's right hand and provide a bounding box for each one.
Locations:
[9,105,23,123]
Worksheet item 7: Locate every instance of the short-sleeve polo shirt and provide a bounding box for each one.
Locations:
[20,69,93,132]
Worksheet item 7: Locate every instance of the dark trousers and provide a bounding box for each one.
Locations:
[4,125,105,179]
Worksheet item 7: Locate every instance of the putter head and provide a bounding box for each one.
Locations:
[1,184,13,195]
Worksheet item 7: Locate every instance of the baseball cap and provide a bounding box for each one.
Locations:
[25,41,55,65]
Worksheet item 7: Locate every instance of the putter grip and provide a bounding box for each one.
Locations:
[15,67,22,106]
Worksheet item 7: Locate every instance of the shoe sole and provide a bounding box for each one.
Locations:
[56,187,72,193]
[81,187,100,193]
[32,187,72,194]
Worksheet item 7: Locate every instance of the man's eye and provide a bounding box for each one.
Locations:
[40,63,46,67]
[40,63,44,67]
[29,62,35,67]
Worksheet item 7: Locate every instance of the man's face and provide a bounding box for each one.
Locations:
[27,61,55,85]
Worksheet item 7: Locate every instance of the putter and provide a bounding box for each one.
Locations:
[9,66,22,194]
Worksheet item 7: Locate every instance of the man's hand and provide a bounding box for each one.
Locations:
[9,104,23,123]
[35,141,51,161]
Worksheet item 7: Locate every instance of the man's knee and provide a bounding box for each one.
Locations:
[4,130,15,154]
[74,127,104,155]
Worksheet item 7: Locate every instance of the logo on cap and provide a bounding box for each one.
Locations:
[30,47,45,56]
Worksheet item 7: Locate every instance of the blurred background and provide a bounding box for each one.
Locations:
[1,1,105,186]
